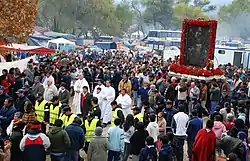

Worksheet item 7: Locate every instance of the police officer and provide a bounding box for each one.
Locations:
[90,97,101,119]
[111,100,124,127]
[133,107,143,124]
[49,96,62,125]
[83,112,101,154]
[59,106,77,128]
[34,92,49,132]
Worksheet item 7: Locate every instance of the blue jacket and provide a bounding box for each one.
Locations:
[107,126,124,153]
[131,77,139,91]
[0,105,16,130]
[162,107,178,127]
[65,123,85,150]
[139,146,157,161]
[139,87,150,103]
[159,144,173,161]
[186,117,203,142]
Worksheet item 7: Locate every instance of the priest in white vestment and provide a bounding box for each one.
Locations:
[72,73,90,114]
[102,80,115,126]
[116,88,132,118]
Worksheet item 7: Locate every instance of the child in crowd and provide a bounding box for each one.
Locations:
[139,136,157,161]
[158,134,173,161]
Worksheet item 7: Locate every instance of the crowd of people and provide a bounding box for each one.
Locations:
[0,50,248,161]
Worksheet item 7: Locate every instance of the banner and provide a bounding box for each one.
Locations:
[0,56,36,72]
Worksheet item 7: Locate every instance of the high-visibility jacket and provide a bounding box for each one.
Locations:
[134,113,143,122]
[49,103,61,124]
[35,100,47,122]
[112,108,122,127]
[85,118,99,142]
[59,113,77,128]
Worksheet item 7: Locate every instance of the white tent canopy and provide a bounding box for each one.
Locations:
[48,38,75,45]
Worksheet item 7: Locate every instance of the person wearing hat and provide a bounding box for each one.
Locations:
[49,96,62,125]
[0,85,9,108]
[154,89,165,114]
[87,127,108,161]
[83,110,101,154]
[59,106,77,128]
[110,100,124,127]
[31,76,45,98]
[58,82,70,104]
[23,84,36,105]
[15,89,30,113]
[20,120,51,161]
[162,100,178,132]
[34,92,48,122]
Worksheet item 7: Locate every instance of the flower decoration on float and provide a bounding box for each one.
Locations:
[169,63,224,77]
[0,0,39,43]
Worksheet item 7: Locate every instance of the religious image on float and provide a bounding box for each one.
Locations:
[179,19,217,69]
[184,25,210,68]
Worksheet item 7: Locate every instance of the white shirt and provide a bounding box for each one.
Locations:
[146,122,159,142]
[172,112,189,136]
[116,94,132,109]
[175,85,187,100]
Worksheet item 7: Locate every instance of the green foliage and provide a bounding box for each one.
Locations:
[37,0,134,36]
[142,0,174,29]
[172,3,209,28]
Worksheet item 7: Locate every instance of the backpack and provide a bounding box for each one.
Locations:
[146,153,156,161]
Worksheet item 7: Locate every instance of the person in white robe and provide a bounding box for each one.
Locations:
[93,80,105,119]
[116,88,132,118]
[102,80,115,126]
[72,73,90,115]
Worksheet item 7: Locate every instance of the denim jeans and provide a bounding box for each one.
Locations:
[65,150,79,161]
[210,101,218,114]
[132,90,138,106]
[50,152,65,161]
[108,150,120,161]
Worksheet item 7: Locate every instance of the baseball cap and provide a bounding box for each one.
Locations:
[16,89,24,94]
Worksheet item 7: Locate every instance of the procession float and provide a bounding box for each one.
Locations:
[168,18,225,81]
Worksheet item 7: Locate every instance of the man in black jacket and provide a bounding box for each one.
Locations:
[15,89,30,113]
[154,89,165,114]
[23,84,36,105]
[90,97,101,119]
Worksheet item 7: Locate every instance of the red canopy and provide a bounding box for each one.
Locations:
[0,44,55,54]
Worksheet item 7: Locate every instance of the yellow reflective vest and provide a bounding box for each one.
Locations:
[85,118,99,142]
[59,113,77,128]
[112,108,122,127]
[49,103,61,124]
[134,113,143,122]
[35,100,47,122]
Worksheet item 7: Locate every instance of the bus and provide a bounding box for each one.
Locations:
[147,30,182,41]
